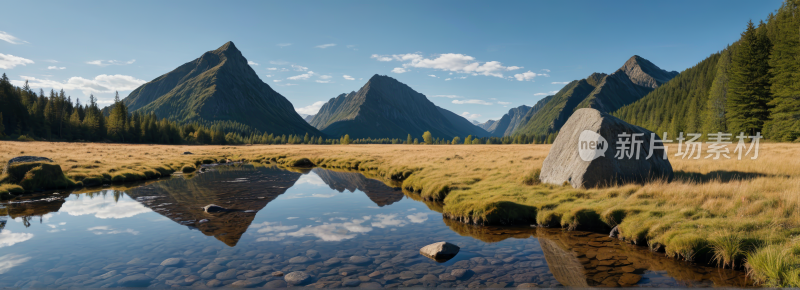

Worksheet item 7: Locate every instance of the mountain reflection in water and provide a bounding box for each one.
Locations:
[0,164,750,288]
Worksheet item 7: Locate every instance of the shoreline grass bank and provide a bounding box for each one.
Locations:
[1,141,799,286]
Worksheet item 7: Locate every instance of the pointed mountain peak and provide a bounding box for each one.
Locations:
[617,55,678,88]
[214,41,239,53]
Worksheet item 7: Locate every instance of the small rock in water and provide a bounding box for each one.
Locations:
[203,204,227,213]
[272,271,284,277]
[160,258,185,267]
[198,219,209,224]
[116,274,152,287]
[342,279,361,287]
[183,152,193,155]
[206,279,223,287]
[323,258,341,266]
[284,271,310,285]
[420,242,460,262]
[348,256,372,265]
[451,269,472,279]
[288,256,310,264]
[306,249,320,258]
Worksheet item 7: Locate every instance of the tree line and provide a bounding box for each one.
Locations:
[0,75,556,145]
[614,0,799,141]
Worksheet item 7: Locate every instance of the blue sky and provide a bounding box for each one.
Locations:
[0,0,782,122]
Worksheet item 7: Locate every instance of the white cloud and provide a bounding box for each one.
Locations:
[296,101,327,115]
[0,31,27,44]
[270,60,289,65]
[287,216,373,241]
[371,214,407,228]
[0,230,33,248]
[428,74,437,78]
[542,69,551,72]
[265,74,273,78]
[273,79,282,82]
[12,74,146,96]
[391,67,407,74]
[445,78,451,81]
[316,43,336,49]
[453,99,492,105]
[514,70,548,81]
[460,112,482,119]
[282,83,297,86]
[343,75,355,80]
[0,254,31,274]
[551,81,570,85]
[498,101,511,105]
[61,196,152,219]
[288,71,315,80]
[247,60,259,66]
[87,226,139,235]
[371,53,523,78]
[251,222,299,233]
[370,54,394,62]
[291,65,308,71]
[267,67,278,71]
[86,59,136,67]
[407,212,429,223]
[277,43,292,47]
[315,80,331,83]
[0,53,34,69]
[432,95,462,99]
[319,75,332,80]
[47,66,66,70]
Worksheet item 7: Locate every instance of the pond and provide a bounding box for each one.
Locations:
[0,164,750,288]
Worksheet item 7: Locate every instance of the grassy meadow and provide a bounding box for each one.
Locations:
[1,141,799,286]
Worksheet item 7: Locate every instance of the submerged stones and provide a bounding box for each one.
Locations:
[284,271,310,285]
[539,108,674,188]
[160,258,185,267]
[420,242,460,262]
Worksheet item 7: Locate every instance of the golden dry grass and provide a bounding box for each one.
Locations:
[1,140,799,285]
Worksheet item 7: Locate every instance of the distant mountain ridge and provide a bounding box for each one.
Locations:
[109,41,321,136]
[309,75,488,139]
[485,105,531,137]
[513,55,677,136]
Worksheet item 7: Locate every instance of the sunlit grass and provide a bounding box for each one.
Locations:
[1,141,799,285]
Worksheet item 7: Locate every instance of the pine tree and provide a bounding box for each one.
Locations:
[727,20,774,136]
[0,112,4,137]
[107,92,128,141]
[703,48,732,135]
[764,0,800,141]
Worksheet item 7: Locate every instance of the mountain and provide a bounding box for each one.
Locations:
[435,106,490,137]
[513,56,678,136]
[302,114,315,123]
[476,120,497,131]
[485,105,531,137]
[309,75,488,139]
[312,168,404,207]
[108,41,321,136]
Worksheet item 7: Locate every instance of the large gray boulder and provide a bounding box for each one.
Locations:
[539,108,673,188]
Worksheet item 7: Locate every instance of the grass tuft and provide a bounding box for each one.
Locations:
[745,244,800,287]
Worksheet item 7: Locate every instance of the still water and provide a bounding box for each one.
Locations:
[0,164,749,288]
